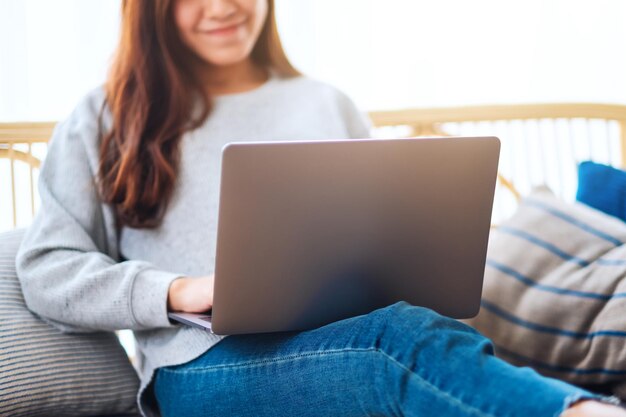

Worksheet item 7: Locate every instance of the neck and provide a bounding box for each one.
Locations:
[200,59,269,96]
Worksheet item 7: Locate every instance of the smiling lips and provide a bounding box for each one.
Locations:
[201,22,243,37]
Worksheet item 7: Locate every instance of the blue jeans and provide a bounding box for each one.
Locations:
[154,302,605,417]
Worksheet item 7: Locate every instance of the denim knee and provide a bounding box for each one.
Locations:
[353,301,495,362]
[366,301,483,337]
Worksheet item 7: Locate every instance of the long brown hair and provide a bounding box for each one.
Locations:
[100,0,299,228]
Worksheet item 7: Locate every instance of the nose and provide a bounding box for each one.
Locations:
[201,0,238,20]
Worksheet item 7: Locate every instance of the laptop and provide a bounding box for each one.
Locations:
[168,136,500,335]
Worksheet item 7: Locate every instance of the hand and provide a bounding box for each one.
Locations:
[167,275,214,313]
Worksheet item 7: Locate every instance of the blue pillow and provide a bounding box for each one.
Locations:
[576,161,626,221]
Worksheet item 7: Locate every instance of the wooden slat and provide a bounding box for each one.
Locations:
[620,120,626,168]
[0,148,42,168]
[370,103,626,127]
[28,143,35,216]
[0,122,56,142]
[8,143,17,227]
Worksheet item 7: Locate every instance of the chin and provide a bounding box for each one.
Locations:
[200,49,253,68]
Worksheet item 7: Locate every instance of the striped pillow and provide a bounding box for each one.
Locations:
[0,229,140,417]
[466,187,626,398]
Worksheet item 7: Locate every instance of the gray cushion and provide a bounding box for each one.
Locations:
[466,187,626,397]
[0,228,140,417]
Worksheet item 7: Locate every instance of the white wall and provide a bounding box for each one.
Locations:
[1,0,625,121]
[0,0,120,121]
[276,0,626,110]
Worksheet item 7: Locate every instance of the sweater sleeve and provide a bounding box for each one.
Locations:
[16,104,183,333]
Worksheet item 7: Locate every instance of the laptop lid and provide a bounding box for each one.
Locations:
[203,136,500,335]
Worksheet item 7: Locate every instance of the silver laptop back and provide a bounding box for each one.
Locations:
[209,137,500,335]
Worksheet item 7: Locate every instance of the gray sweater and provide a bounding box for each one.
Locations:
[16,75,371,417]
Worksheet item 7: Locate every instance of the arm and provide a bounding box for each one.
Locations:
[16,105,183,333]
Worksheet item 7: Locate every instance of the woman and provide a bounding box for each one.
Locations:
[15,0,626,416]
